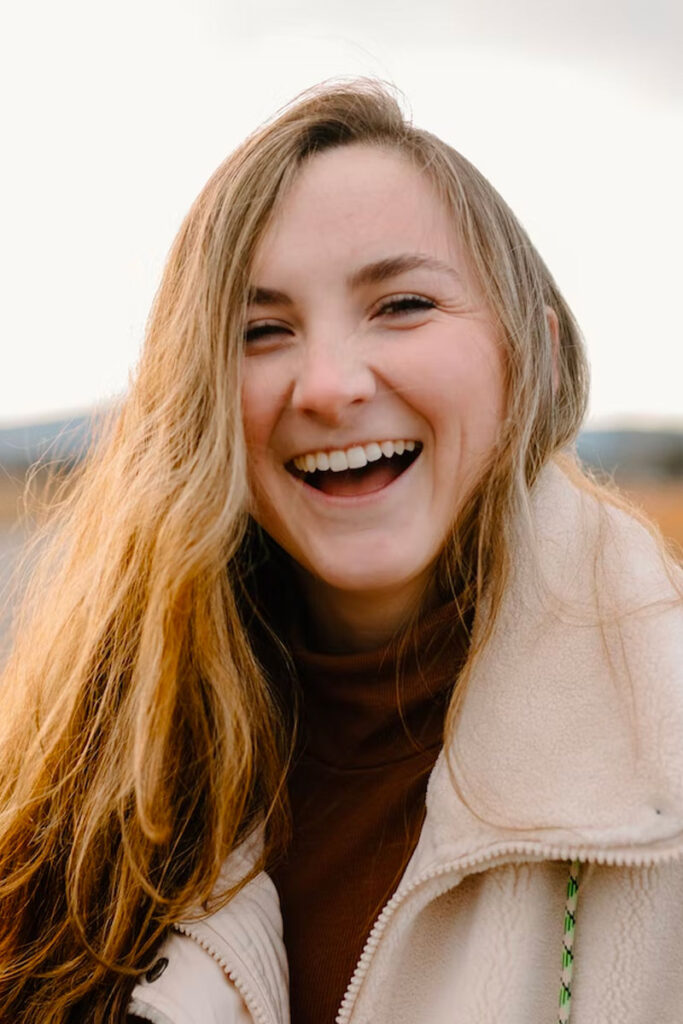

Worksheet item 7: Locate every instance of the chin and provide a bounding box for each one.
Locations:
[311,559,427,597]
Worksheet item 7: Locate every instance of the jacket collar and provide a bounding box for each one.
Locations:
[404,459,683,884]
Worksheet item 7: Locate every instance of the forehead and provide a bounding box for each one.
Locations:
[251,144,462,279]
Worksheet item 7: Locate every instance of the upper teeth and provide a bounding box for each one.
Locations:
[292,439,417,473]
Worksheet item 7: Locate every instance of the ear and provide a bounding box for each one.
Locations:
[545,306,560,396]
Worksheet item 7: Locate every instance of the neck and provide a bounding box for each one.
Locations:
[297,572,438,654]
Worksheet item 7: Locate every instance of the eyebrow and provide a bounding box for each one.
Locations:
[247,253,462,307]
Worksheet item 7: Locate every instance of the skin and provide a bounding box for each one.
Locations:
[241,144,506,653]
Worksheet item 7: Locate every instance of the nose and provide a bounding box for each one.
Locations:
[290,333,376,423]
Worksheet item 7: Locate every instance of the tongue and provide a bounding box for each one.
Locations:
[317,461,401,497]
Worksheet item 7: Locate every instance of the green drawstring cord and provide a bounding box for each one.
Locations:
[558,860,581,1023]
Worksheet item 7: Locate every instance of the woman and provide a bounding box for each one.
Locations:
[1,80,682,1024]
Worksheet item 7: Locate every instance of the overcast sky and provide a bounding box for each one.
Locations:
[1,0,681,427]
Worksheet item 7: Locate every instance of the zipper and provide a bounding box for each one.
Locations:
[170,836,683,1024]
[334,838,683,1024]
[173,921,274,1024]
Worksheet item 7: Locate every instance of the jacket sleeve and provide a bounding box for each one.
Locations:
[128,929,253,1024]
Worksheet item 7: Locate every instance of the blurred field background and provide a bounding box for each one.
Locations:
[624,479,683,551]
[2,416,681,658]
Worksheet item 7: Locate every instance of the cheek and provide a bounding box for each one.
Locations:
[241,374,267,448]
[241,387,274,515]
[397,332,505,434]
[241,355,294,449]
[454,362,506,464]
[241,366,285,470]
[458,347,506,432]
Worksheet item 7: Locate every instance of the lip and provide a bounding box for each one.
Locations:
[286,446,422,507]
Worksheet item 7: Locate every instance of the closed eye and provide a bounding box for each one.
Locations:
[244,321,291,344]
[375,295,436,317]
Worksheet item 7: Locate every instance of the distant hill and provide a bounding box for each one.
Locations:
[576,429,683,481]
[1,414,682,481]
[0,414,98,470]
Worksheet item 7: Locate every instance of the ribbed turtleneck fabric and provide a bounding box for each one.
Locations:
[270,601,469,1024]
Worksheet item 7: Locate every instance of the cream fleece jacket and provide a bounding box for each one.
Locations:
[130,461,683,1024]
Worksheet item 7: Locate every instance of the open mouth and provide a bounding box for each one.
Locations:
[286,440,423,498]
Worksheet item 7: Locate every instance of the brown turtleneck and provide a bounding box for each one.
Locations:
[269,602,469,1024]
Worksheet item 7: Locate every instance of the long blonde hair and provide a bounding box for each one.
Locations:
[0,79,590,1020]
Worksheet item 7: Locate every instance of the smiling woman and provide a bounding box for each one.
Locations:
[0,80,682,1024]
